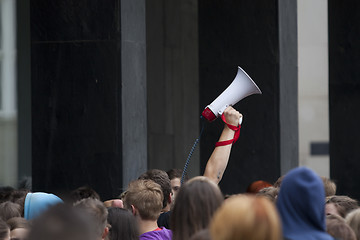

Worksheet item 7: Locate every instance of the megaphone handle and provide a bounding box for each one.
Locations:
[215,114,241,147]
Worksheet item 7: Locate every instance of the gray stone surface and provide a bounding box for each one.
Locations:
[279,0,299,175]
[121,0,148,188]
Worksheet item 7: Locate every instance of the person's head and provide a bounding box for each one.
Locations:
[246,180,273,194]
[276,167,333,240]
[346,208,360,240]
[326,195,359,218]
[74,198,109,240]
[0,219,9,240]
[138,169,172,210]
[6,217,30,240]
[321,177,337,197]
[69,186,101,204]
[0,202,21,221]
[28,203,96,240]
[123,179,163,221]
[171,176,224,240]
[107,207,139,240]
[166,169,185,203]
[210,195,282,240]
[326,214,356,240]
[256,187,279,203]
[24,192,63,220]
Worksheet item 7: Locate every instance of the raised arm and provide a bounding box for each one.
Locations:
[203,106,242,184]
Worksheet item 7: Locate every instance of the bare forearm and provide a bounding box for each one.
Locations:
[203,126,235,184]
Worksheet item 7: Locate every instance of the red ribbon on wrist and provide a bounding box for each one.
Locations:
[215,114,241,147]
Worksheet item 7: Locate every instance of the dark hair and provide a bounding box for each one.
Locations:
[8,190,30,217]
[138,169,171,209]
[0,219,9,240]
[6,217,29,230]
[167,169,186,181]
[107,208,138,240]
[0,201,21,221]
[326,214,356,240]
[326,196,359,218]
[0,186,15,203]
[69,186,101,203]
[171,176,223,240]
[28,203,96,240]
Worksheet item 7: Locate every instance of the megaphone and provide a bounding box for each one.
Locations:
[201,66,262,122]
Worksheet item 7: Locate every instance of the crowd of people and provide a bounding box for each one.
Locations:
[1,107,359,240]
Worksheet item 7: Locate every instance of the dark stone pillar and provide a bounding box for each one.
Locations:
[30,1,123,200]
[198,0,298,194]
[146,0,200,176]
[329,1,360,199]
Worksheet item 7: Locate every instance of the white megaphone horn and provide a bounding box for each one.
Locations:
[201,66,262,123]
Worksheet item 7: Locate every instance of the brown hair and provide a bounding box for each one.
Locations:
[74,198,108,237]
[210,195,282,240]
[0,219,9,240]
[171,176,223,240]
[346,208,360,240]
[0,202,21,221]
[138,169,171,209]
[123,179,163,221]
[166,169,183,180]
[69,186,101,203]
[326,195,359,218]
[326,214,356,240]
[256,187,279,203]
[6,217,29,230]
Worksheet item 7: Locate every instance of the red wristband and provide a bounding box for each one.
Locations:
[215,114,241,147]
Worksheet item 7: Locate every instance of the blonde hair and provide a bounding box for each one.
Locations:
[124,179,163,221]
[210,195,282,240]
[321,177,337,197]
[346,208,360,240]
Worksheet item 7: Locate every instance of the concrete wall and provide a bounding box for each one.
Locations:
[298,0,330,177]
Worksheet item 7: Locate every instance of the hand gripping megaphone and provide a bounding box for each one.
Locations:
[201,66,262,123]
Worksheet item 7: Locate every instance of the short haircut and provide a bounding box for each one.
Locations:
[321,177,337,197]
[28,203,96,240]
[74,198,108,237]
[69,186,101,203]
[0,201,21,221]
[6,217,29,230]
[346,208,360,240]
[256,187,279,203]
[167,169,187,181]
[326,196,359,218]
[107,207,139,240]
[210,195,282,240]
[124,179,163,221]
[326,214,356,240]
[138,169,171,209]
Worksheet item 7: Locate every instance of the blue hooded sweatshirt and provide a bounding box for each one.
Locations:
[276,167,334,240]
[24,192,63,220]
[140,227,172,240]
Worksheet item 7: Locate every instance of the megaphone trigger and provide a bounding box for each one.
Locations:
[218,104,230,116]
[239,114,243,126]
